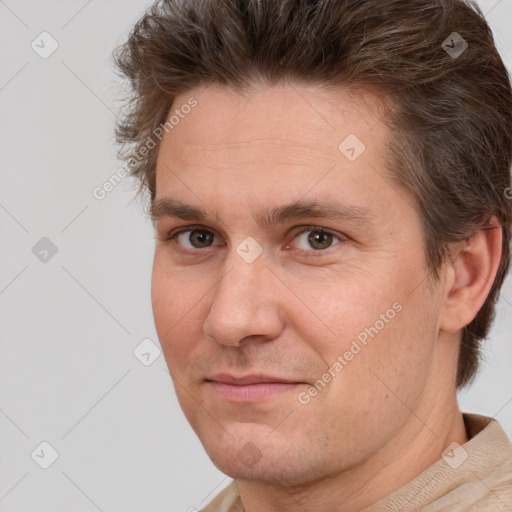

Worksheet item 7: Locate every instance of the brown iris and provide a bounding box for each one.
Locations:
[189,229,214,248]
[308,230,333,250]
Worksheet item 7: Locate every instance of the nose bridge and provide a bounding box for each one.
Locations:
[203,250,283,346]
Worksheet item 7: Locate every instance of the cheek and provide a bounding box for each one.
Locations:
[151,252,205,327]
[325,280,439,410]
[300,293,438,456]
[291,257,437,385]
[151,258,176,336]
[151,263,209,431]
[286,268,401,358]
[151,257,202,369]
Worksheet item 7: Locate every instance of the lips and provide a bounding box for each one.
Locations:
[208,373,299,385]
[206,373,302,402]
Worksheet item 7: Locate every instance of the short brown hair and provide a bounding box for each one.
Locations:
[113,0,512,387]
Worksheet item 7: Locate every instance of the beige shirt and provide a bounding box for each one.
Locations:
[200,414,512,511]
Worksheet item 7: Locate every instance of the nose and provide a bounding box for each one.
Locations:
[202,253,285,347]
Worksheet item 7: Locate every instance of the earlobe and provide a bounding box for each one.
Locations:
[439,216,502,333]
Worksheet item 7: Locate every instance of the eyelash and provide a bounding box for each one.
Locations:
[162,224,345,255]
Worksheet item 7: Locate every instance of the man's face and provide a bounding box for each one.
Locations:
[151,83,446,484]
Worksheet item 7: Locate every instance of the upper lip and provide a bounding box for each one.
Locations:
[207,373,300,385]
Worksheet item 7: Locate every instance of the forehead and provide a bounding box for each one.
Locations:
[153,82,402,222]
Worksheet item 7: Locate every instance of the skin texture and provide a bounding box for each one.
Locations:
[150,82,502,511]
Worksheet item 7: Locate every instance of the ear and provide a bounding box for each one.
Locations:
[439,216,502,333]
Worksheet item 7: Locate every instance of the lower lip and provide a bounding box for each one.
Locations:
[208,381,300,402]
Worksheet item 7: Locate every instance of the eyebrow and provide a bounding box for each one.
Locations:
[150,197,374,230]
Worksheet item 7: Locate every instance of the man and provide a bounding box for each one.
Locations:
[113,0,512,510]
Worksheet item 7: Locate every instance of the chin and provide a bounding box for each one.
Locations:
[198,425,329,487]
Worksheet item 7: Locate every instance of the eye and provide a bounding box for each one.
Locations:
[167,227,221,249]
[288,226,345,252]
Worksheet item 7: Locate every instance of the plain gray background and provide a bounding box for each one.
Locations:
[1,0,511,510]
